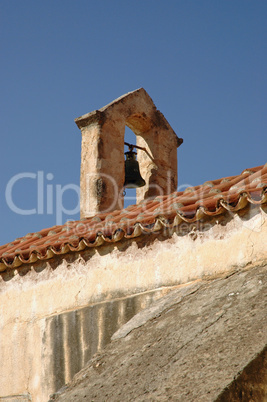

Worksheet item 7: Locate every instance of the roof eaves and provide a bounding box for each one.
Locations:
[0,164,266,272]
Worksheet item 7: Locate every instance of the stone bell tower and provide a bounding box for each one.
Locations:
[75,88,183,218]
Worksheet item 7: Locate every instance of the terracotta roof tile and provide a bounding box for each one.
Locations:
[0,163,266,271]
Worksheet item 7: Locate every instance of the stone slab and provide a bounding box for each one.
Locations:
[50,264,267,401]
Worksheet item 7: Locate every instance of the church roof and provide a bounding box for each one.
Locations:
[0,163,266,271]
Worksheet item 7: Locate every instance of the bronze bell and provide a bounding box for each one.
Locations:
[124,146,146,188]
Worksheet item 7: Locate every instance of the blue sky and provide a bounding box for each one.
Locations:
[1,0,266,245]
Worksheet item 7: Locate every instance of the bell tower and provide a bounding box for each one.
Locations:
[75,88,183,218]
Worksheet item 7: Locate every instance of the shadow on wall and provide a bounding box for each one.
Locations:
[43,289,166,395]
[216,345,267,401]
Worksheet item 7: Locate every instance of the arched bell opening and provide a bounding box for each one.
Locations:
[123,126,144,208]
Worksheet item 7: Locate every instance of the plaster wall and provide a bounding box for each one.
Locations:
[0,287,170,402]
[0,209,266,401]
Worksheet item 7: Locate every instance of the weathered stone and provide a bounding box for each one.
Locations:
[0,395,31,401]
[51,264,267,402]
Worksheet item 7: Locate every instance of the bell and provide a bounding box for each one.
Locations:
[124,148,146,188]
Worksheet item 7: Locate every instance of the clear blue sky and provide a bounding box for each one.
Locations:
[1,0,266,245]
